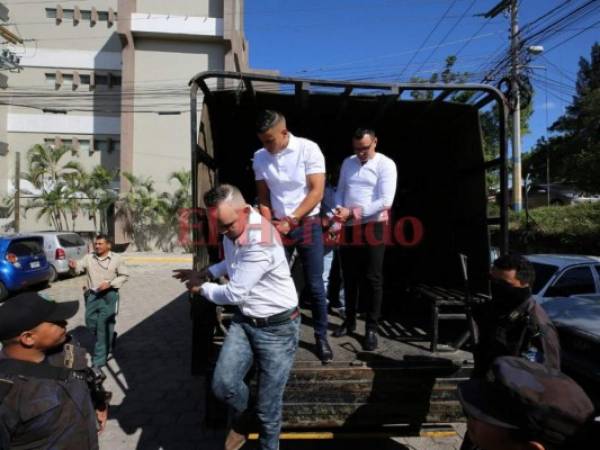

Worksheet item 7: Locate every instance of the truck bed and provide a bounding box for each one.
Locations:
[207,306,473,430]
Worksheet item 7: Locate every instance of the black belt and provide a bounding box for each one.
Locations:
[242,307,300,328]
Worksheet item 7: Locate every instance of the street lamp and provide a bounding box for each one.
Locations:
[526,45,550,207]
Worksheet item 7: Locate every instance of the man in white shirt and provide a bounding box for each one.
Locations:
[173,184,299,450]
[332,128,398,351]
[252,110,333,363]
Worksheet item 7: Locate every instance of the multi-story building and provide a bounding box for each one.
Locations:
[0,0,248,239]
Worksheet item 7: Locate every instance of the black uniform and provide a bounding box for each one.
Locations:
[473,296,561,378]
[0,339,99,450]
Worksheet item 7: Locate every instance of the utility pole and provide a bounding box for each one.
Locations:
[510,0,522,212]
[14,151,20,232]
[483,0,523,211]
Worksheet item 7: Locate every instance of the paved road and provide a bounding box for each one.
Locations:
[41,254,466,450]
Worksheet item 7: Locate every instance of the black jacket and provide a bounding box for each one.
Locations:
[0,341,99,450]
[473,297,561,378]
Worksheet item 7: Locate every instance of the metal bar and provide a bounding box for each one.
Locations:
[434,90,455,102]
[189,82,200,260]
[473,93,495,110]
[498,95,509,254]
[484,157,502,170]
[189,70,505,101]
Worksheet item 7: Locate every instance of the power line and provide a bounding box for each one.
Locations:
[396,0,459,79]
[411,0,477,79]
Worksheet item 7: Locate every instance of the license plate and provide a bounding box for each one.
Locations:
[30,261,40,268]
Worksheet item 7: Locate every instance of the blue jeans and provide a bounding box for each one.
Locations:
[286,221,329,338]
[212,314,300,450]
[323,247,345,308]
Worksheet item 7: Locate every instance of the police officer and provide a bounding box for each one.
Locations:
[473,254,561,377]
[461,254,562,450]
[459,356,595,450]
[0,292,108,450]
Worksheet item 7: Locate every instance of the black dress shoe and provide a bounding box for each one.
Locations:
[363,329,378,351]
[332,320,356,338]
[316,337,333,363]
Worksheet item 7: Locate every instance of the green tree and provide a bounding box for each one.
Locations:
[156,171,192,251]
[82,166,119,233]
[115,172,162,251]
[409,55,534,190]
[23,144,84,230]
[524,43,600,192]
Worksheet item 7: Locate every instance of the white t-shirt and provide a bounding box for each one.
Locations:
[335,153,398,224]
[253,133,326,219]
[202,209,298,318]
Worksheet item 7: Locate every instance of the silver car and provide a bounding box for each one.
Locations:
[33,232,88,282]
[526,254,600,302]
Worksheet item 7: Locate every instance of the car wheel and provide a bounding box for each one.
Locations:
[0,282,8,302]
[48,266,58,283]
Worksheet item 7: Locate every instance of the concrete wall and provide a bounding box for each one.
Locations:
[131,38,224,193]
[137,0,223,18]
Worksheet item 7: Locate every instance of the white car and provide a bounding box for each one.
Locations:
[525,254,600,303]
[32,232,88,282]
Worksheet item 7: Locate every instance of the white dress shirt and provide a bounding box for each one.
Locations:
[200,209,298,318]
[253,133,326,219]
[335,153,398,224]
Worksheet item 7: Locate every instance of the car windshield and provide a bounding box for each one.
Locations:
[58,234,85,247]
[531,262,559,294]
[7,238,44,257]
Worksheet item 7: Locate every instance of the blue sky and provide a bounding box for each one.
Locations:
[245,0,600,153]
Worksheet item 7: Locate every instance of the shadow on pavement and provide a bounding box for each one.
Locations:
[104,292,220,450]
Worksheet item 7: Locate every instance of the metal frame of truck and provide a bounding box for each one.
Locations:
[187,71,510,431]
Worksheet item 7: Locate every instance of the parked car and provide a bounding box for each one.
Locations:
[525,254,600,303]
[540,294,600,405]
[497,183,600,209]
[0,235,52,301]
[32,232,88,282]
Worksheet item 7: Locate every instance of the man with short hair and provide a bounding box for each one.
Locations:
[68,234,129,368]
[252,110,333,363]
[332,128,397,351]
[0,292,108,449]
[460,254,562,450]
[174,184,300,450]
[473,254,560,377]
[458,356,595,450]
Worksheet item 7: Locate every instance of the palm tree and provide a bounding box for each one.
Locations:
[115,172,162,250]
[26,144,83,192]
[156,170,192,251]
[23,182,68,230]
[82,166,119,233]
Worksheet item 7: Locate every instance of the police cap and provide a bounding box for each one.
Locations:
[458,356,594,447]
[0,292,78,341]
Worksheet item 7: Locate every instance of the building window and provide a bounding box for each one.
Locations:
[80,74,91,86]
[45,73,56,87]
[46,7,116,26]
[94,74,108,86]
[79,139,91,152]
[61,74,73,87]
[93,138,120,153]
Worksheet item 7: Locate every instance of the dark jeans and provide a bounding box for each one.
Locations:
[285,220,328,339]
[212,313,300,450]
[339,222,387,328]
[84,289,119,367]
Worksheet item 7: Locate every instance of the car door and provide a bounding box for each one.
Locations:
[544,265,597,298]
